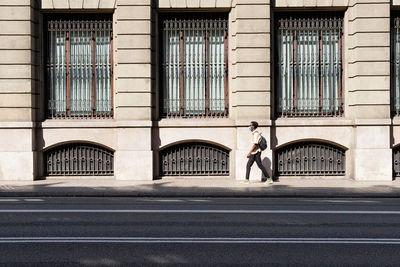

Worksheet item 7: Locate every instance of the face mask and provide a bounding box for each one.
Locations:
[248,127,252,131]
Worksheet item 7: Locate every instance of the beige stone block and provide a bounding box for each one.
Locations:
[235,91,269,106]
[348,18,389,34]
[69,0,83,8]
[348,47,389,63]
[236,0,269,3]
[170,0,186,7]
[349,90,389,105]
[236,62,269,77]
[115,107,151,120]
[117,6,150,19]
[353,148,392,181]
[83,0,100,8]
[0,152,35,180]
[116,21,151,34]
[349,105,390,119]
[234,106,270,120]
[348,76,389,90]
[332,0,349,6]
[0,129,33,152]
[233,48,269,63]
[0,6,30,20]
[303,0,317,6]
[0,65,31,79]
[274,0,287,7]
[0,36,31,49]
[216,0,231,8]
[1,0,31,5]
[274,126,352,150]
[349,3,389,18]
[0,93,32,108]
[41,0,54,8]
[200,0,216,7]
[116,49,151,63]
[117,0,149,4]
[235,77,269,91]
[115,92,151,107]
[117,128,151,150]
[348,62,389,77]
[236,19,269,33]
[235,33,269,48]
[394,0,400,5]
[41,128,117,151]
[117,64,151,78]
[187,0,201,7]
[52,0,69,8]
[0,108,32,121]
[355,125,389,149]
[0,50,31,64]
[285,0,303,6]
[99,0,116,8]
[0,79,32,93]
[0,21,31,35]
[158,127,235,151]
[116,35,151,49]
[316,0,333,6]
[348,32,389,48]
[115,150,153,180]
[236,5,269,19]
[158,0,171,8]
[115,78,151,92]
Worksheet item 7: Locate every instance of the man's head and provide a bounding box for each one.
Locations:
[250,121,258,131]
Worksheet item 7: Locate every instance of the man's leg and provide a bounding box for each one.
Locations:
[245,154,256,180]
[255,152,270,179]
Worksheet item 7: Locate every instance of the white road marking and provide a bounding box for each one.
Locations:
[0,199,19,202]
[23,199,44,202]
[301,200,380,203]
[0,209,398,214]
[0,237,399,244]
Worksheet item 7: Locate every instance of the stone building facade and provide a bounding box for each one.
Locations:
[0,0,398,181]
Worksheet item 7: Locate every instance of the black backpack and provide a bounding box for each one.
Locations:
[258,134,267,151]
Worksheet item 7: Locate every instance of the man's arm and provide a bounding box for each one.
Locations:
[247,144,259,158]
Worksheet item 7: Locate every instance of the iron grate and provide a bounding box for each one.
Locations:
[160,142,229,176]
[45,143,114,176]
[275,141,345,176]
[393,147,400,177]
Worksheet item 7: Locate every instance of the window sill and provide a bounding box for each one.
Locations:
[156,117,236,128]
[274,117,353,127]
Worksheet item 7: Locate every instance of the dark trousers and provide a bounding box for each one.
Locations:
[245,152,269,180]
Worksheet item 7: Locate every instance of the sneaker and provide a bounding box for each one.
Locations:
[266,178,273,184]
[241,179,250,184]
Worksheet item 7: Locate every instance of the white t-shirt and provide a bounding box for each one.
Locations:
[250,130,261,154]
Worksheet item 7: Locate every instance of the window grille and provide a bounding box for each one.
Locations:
[45,143,114,176]
[275,141,345,176]
[162,16,228,118]
[393,146,400,177]
[276,16,343,117]
[392,18,400,116]
[160,142,229,176]
[46,18,113,118]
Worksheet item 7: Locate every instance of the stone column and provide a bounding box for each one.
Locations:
[232,0,272,181]
[0,0,39,180]
[113,0,153,180]
[347,0,392,180]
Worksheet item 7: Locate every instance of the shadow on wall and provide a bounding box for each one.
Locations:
[262,157,272,181]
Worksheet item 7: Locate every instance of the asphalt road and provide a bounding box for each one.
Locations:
[0,197,400,266]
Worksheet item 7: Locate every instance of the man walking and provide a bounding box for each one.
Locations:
[243,121,273,184]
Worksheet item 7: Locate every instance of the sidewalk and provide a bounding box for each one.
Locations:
[0,178,399,197]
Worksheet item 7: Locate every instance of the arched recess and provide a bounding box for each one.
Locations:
[275,141,345,176]
[44,142,114,176]
[159,142,229,176]
[393,145,400,177]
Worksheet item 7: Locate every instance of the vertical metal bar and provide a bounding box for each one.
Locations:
[205,27,210,116]
[91,30,96,116]
[293,30,297,112]
[66,31,70,117]
[319,29,323,113]
[110,30,114,117]
[224,28,229,116]
[179,28,184,116]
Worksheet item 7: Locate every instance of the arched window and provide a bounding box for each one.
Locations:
[275,141,345,176]
[44,143,114,176]
[160,142,229,176]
